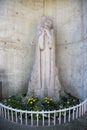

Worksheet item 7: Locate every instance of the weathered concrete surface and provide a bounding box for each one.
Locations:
[0,0,43,98]
[0,0,87,100]
[56,0,87,100]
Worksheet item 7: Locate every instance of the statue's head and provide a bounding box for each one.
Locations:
[44,19,53,29]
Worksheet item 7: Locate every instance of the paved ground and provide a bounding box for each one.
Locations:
[0,113,87,130]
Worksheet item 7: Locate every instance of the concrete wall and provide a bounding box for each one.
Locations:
[0,0,87,100]
[56,0,87,100]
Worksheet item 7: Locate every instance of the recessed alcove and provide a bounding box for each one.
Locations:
[0,0,87,100]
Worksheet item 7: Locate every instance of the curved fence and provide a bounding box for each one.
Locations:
[0,99,87,126]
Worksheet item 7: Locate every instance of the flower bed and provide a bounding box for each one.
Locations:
[2,94,80,111]
[0,96,87,126]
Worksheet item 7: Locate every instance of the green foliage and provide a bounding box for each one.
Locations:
[2,94,80,111]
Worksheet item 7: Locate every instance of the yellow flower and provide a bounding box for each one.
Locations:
[50,98,53,101]
[47,101,49,104]
[33,99,36,102]
[28,98,31,102]
[20,95,23,98]
[45,99,47,102]
[30,101,33,104]
[45,97,48,100]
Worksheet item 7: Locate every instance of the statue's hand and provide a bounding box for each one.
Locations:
[44,28,48,34]
[44,29,51,38]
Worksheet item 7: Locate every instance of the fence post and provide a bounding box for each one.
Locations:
[54,111,56,125]
[31,112,33,126]
[2,108,4,117]
[37,112,39,126]
[25,113,28,125]
[11,110,13,122]
[42,111,44,126]
[7,109,10,121]
[4,108,7,119]
[68,109,71,122]
[79,105,81,117]
[64,110,66,123]
[76,107,78,119]
[20,112,22,125]
[48,112,50,126]
[15,111,18,123]
[85,102,86,112]
[72,108,75,120]
[59,112,61,125]
[82,104,84,116]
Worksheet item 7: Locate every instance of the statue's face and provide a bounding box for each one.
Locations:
[44,20,52,29]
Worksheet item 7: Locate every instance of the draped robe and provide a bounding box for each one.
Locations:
[27,26,61,98]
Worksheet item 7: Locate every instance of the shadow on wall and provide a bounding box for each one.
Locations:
[0,69,9,99]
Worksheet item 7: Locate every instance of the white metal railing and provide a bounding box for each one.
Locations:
[0,99,87,126]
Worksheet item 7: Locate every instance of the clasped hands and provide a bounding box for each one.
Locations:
[40,26,49,36]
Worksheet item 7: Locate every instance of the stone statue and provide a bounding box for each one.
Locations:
[27,17,61,99]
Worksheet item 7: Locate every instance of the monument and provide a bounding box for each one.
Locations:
[27,17,61,99]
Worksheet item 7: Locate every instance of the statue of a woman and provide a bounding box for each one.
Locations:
[27,18,61,99]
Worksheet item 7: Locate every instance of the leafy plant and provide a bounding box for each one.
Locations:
[2,94,80,111]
